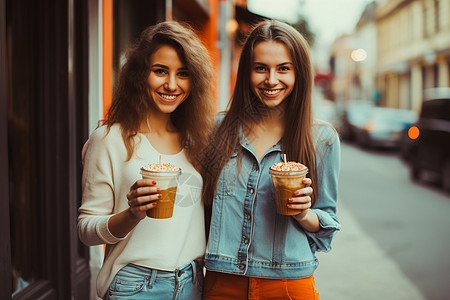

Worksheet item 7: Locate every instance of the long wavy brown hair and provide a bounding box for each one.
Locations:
[201,19,318,206]
[104,21,214,171]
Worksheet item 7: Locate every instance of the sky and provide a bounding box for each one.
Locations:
[247,0,373,46]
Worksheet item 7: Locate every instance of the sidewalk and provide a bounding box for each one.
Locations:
[314,201,425,300]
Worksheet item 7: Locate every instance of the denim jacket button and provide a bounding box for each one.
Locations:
[249,188,254,194]
[244,238,249,244]
[237,264,245,270]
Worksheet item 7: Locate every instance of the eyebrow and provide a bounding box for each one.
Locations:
[151,64,188,71]
[253,62,293,66]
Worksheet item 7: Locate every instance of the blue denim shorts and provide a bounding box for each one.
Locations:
[104,260,203,300]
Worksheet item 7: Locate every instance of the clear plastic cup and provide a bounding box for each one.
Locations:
[140,166,181,219]
[269,164,308,215]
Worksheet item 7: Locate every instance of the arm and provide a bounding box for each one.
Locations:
[77,128,160,245]
[108,179,161,238]
[290,125,341,251]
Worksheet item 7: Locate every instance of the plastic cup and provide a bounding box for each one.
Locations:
[269,164,308,215]
[140,165,181,219]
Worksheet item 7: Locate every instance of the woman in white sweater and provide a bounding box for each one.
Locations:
[78,21,214,299]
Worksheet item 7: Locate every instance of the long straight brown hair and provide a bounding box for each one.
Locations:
[201,20,318,206]
[104,21,214,171]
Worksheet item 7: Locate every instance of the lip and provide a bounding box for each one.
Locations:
[157,92,180,103]
[259,88,283,98]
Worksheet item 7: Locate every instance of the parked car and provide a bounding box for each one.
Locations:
[356,107,418,149]
[337,100,374,141]
[404,88,450,191]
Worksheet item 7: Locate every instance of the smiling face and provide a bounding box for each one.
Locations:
[147,44,191,115]
[251,41,295,109]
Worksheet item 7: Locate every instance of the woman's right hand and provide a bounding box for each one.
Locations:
[126,179,161,220]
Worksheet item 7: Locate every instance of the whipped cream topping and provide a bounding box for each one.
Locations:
[142,163,179,172]
[270,161,306,171]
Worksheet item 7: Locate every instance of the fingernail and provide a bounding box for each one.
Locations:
[288,198,293,202]
[152,181,157,185]
[293,191,299,196]
[153,202,157,206]
[158,194,162,198]
[156,187,160,192]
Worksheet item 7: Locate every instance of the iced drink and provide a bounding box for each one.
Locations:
[140,163,181,219]
[269,162,308,215]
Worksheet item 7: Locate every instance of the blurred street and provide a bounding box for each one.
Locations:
[315,141,450,300]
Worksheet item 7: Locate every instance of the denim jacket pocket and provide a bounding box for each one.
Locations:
[219,152,238,196]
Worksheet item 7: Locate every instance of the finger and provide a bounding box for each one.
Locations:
[131,179,157,190]
[302,178,312,187]
[129,201,157,217]
[288,195,311,205]
[287,196,311,210]
[127,186,161,200]
[293,187,313,196]
[287,202,311,210]
[142,201,158,212]
[128,193,162,207]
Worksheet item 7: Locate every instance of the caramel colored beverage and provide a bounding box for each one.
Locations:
[269,162,308,215]
[140,163,181,219]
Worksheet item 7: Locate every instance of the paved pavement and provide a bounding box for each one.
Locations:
[314,201,426,300]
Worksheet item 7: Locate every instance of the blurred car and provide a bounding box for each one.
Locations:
[356,107,418,149]
[404,88,450,191]
[337,100,374,141]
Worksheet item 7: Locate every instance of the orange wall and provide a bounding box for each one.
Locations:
[199,0,219,109]
[102,0,113,118]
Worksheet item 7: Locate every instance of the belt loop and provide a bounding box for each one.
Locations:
[148,268,157,289]
[190,261,197,285]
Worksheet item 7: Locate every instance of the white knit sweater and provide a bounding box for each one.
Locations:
[78,124,205,297]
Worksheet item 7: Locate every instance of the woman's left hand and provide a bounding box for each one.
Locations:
[288,178,313,217]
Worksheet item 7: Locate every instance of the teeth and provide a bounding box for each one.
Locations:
[160,93,177,100]
[263,89,281,95]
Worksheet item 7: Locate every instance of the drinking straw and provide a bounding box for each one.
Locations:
[159,155,161,165]
[283,154,287,164]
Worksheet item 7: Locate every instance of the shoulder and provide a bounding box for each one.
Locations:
[83,124,124,155]
[214,111,227,126]
[313,119,339,146]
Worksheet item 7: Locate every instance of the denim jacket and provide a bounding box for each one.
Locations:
[205,121,341,279]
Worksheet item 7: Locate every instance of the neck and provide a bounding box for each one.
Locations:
[257,104,285,128]
[142,109,176,135]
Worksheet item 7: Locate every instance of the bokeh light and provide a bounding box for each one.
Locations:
[351,48,367,62]
[408,126,419,140]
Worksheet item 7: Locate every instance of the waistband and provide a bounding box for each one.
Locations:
[126,259,203,288]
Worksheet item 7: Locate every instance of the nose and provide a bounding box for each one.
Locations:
[265,69,279,86]
[164,73,177,92]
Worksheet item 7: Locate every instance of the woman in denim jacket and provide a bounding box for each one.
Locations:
[201,20,341,299]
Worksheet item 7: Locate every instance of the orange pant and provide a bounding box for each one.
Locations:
[203,271,320,300]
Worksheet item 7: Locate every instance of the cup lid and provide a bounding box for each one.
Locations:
[140,167,182,176]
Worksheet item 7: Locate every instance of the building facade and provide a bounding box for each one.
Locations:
[376,0,450,111]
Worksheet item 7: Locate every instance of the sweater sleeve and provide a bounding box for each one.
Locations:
[305,124,341,253]
[77,127,128,246]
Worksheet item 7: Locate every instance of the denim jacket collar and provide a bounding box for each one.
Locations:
[238,127,283,162]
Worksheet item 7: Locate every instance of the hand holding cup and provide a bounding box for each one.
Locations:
[288,178,313,218]
[127,179,161,220]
